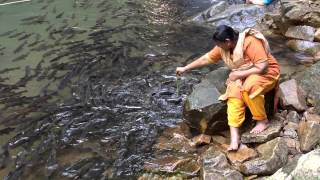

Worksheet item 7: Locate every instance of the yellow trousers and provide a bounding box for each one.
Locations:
[227,91,267,128]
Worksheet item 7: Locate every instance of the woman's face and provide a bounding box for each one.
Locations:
[216,39,234,50]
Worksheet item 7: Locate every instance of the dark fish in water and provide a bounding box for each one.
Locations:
[28,40,43,47]
[0,127,15,135]
[0,67,20,74]
[71,13,76,19]
[56,12,64,19]
[46,24,54,32]
[12,53,29,62]
[0,29,17,37]
[13,41,27,54]
[52,6,57,13]
[8,31,25,38]
[18,33,33,41]
[40,4,49,10]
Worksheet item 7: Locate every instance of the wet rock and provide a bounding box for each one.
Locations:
[183,67,229,134]
[298,121,320,152]
[192,3,265,31]
[280,0,320,27]
[279,79,307,112]
[296,61,320,114]
[315,28,320,42]
[225,145,258,165]
[153,133,196,154]
[287,39,320,56]
[240,137,288,175]
[286,110,300,123]
[144,154,201,177]
[201,147,243,180]
[241,120,282,144]
[192,134,211,146]
[212,135,229,145]
[284,25,316,41]
[268,149,320,180]
[162,122,192,139]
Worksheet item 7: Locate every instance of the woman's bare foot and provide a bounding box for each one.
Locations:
[228,127,240,151]
[250,119,269,134]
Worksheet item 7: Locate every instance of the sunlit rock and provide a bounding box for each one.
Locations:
[201,147,243,180]
[298,121,320,152]
[285,26,316,41]
[240,137,288,175]
[268,149,320,180]
[241,120,282,144]
[279,79,307,112]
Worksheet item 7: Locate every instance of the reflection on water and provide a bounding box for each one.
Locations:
[0,0,306,179]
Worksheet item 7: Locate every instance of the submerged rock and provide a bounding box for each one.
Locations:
[240,137,288,175]
[268,149,320,180]
[286,111,300,123]
[298,121,320,152]
[285,25,316,41]
[183,67,229,135]
[241,120,282,144]
[201,147,243,180]
[279,79,307,112]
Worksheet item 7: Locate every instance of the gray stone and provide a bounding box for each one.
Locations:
[240,137,288,175]
[241,120,282,144]
[286,111,300,123]
[201,147,243,180]
[296,61,320,114]
[285,26,316,41]
[192,3,265,31]
[280,0,320,27]
[268,149,320,180]
[183,67,230,134]
[287,39,320,56]
[279,79,307,112]
[298,121,320,152]
[283,128,298,139]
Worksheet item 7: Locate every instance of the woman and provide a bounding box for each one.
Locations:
[176,25,280,151]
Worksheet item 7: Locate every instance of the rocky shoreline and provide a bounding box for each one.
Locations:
[138,1,320,179]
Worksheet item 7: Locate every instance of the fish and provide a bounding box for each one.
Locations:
[0,29,17,37]
[56,12,64,19]
[13,40,28,54]
[8,31,25,38]
[11,53,29,62]
[18,33,33,41]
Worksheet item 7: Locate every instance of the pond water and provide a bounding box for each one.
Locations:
[0,0,306,179]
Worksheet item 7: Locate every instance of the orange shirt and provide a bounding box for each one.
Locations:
[206,35,280,99]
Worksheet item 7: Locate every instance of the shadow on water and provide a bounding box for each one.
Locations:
[0,0,306,179]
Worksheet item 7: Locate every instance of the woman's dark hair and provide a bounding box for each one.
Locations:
[212,25,239,42]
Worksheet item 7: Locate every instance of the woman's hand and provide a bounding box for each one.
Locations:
[228,71,242,81]
[176,67,187,76]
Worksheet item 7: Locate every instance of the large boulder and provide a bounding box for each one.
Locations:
[201,147,243,180]
[240,137,288,175]
[296,61,320,114]
[298,121,320,152]
[286,40,320,56]
[183,67,229,134]
[280,0,320,27]
[192,3,266,31]
[279,79,307,112]
[284,25,316,41]
[268,149,320,180]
